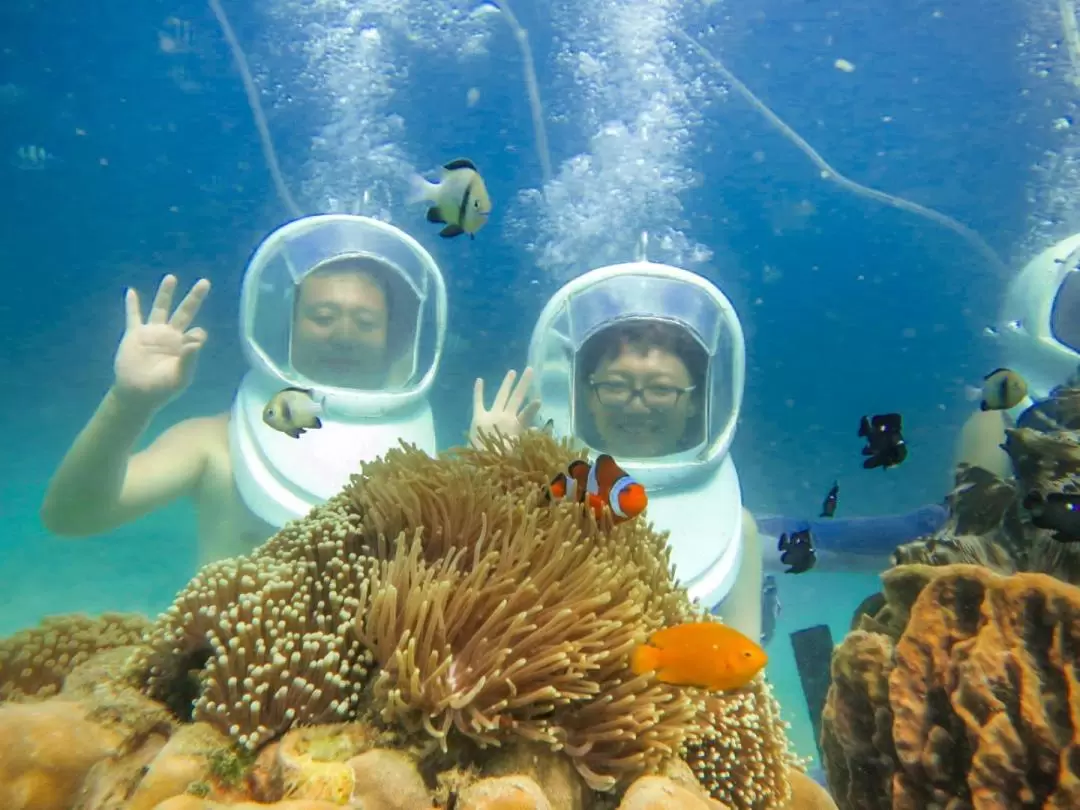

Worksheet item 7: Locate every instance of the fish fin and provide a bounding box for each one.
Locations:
[548,472,568,500]
[980,400,990,411]
[312,416,323,429]
[443,157,477,171]
[984,367,1010,380]
[282,386,314,396]
[287,428,305,439]
[586,493,607,520]
[858,416,870,437]
[964,385,983,402]
[439,224,465,238]
[426,207,446,224]
[645,623,694,650]
[567,460,591,499]
[408,173,437,205]
[591,454,629,493]
[629,644,660,676]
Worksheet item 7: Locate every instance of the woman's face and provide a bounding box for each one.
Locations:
[586,345,698,457]
[290,270,389,388]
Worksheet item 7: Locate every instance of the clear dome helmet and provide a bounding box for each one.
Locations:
[998,232,1080,403]
[230,214,447,528]
[526,260,747,606]
[527,261,745,489]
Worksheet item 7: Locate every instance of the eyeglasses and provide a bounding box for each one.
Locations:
[589,378,695,409]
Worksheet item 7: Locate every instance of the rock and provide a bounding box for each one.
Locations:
[783,770,837,810]
[74,731,169,810]
[348,748,430,810]
[0,699,124,810]
[151,798,346,809]
[127,723,232,810]
[272,723,374,802]
[616,775,729,810]
[458,775,552,810]
[482,741,589,810]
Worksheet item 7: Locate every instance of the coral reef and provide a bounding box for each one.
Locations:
[0,432,819,809]
[684,691,794,810]
[892,415,1080,583]
[0,612,150,702]
[888,382,1080,582]
[134,432,799,801]
[822,562,1080,810]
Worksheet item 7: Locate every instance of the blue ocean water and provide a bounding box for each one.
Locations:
[1,0,1077,767]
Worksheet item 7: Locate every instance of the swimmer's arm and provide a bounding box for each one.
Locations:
[40,389,209,536]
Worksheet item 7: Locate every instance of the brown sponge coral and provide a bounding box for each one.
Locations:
[822,563,1080,810]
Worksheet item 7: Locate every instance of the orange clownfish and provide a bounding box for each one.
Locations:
[629,621,768,692]
[547,454,648,524]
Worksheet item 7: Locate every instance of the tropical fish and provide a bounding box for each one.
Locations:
[547,454,647,524]
[761,575,780,647]
[820,480,839,517]
[263,387,324,438]
[968,368,1028,411]
[12,144,54,170]
[778,529,817,574]
[629,621,769,692]
[409,157,492,239]
[1023,490,1080,543]
[858,413,907,470]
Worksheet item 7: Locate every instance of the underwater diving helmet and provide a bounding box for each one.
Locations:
[998,232,1080,406]
[229,214,447,529]
[527,260,747,607]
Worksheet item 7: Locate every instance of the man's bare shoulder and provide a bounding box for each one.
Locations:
[165,412,231,445]
[153,412,233,490]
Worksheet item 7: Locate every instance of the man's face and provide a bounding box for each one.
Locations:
[290,270,389,388]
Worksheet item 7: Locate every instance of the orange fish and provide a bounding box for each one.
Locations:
[548,454,648,524]
[629,621,768,692]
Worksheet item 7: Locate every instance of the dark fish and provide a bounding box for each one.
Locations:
[778,529,817,574]
[1023,490,1080,543]
[761,575,780,647]
[850,592,886,631]
[858,413,907,470]
[820,481,839,518]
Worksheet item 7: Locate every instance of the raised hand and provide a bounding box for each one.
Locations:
[470,367,542,448]
[113,274,211,409]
